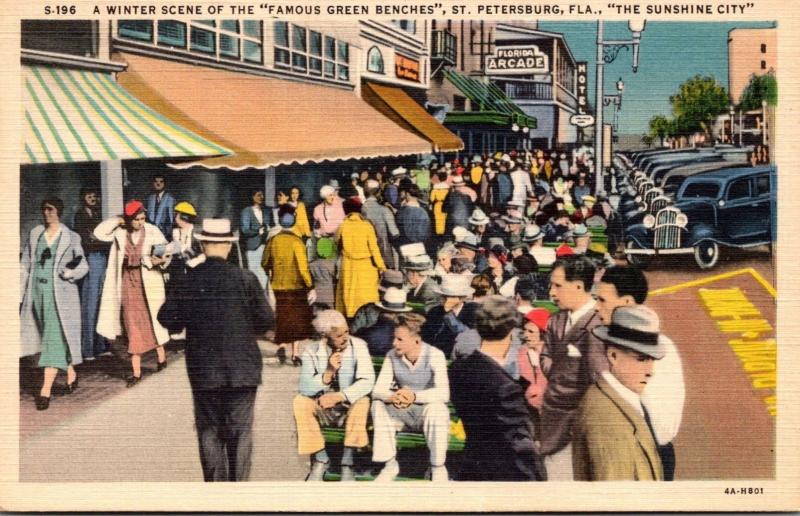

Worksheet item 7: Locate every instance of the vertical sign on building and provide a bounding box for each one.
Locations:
[576,61,589,115]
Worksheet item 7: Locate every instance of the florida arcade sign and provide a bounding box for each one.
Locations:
[485,45,549,75]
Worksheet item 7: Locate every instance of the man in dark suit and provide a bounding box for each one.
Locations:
[402,254,441,314]
[538,256,607,480]
[420,274,478,357]
[158,218,274,482]
[450,296,546,481]
[145,173,176,239]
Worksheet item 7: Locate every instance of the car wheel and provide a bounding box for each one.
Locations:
[625,240,652,269]
[693,240,720,269]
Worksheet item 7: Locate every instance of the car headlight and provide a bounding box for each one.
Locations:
[635,195,642,202]
[676,213,688,228]
[643,214,656,228]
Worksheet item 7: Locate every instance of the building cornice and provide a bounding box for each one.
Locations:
[21,49,127,73]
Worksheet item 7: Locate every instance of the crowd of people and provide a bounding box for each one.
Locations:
[20,148,684,482]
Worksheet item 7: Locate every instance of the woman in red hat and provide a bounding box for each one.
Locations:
[94,200,172,386]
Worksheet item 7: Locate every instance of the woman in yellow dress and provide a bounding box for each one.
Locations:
[335,196,386,318]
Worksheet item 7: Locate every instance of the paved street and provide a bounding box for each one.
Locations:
[20,344,308,482]
[20,250,776,481]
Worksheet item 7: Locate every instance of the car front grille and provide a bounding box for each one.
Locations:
[654,208,682,249]
[649,196,670,215]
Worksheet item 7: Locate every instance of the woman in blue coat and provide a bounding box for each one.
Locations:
[21,198,88,410]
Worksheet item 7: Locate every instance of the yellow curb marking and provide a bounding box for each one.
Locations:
[697,287,776,417]
[650,267,776,298]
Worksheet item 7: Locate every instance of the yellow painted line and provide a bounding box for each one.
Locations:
[651,267,776,299]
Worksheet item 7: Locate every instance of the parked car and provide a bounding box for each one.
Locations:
[624,166,776,269]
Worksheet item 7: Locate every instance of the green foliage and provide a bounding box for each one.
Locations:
[641,134,654,147]
[739,73,777,111]
[648,115,672,145]
[668,75,729,137]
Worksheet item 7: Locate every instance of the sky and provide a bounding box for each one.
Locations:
[538,21,776,135]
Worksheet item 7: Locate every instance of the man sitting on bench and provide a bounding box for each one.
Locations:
[371,313,451,482]
[293,310,375,481]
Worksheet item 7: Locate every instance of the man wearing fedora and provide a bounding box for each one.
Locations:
[158,219,274,482]
[349,270,405,335]
[420,274,478,358]
[293,309,375,481]
[593,266,685,480]
[371,312,451,482]
[403,254,440,314]
[538,256,606,480]
[357,287,413,356]
[523,224,556,267]
[454,233,488,274]
[442,175,475,236]
[572,305,668,481]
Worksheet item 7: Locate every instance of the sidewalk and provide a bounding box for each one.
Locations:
[20,350,308,482]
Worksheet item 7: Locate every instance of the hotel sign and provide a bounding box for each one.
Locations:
[576,61,590,115]
[395,54,420,82]
[486,45,549,75]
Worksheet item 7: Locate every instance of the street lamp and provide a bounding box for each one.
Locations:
[728,104,735,144]
[594,20,646,195]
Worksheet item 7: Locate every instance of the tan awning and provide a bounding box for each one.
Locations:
[114,52,432,170]
[362,82,463,152]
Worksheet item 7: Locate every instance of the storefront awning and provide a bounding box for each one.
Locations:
[22,65,230,165]
[444,70,537,129]
[362,82,463,152]
[114,53,432,170]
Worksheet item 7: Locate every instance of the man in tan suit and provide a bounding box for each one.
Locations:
[572,305,667,481]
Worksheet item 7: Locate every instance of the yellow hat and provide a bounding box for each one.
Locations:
[174,201,197,217]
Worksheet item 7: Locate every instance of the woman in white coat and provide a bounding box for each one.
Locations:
[94,200,171,387]
[21,198,89,410]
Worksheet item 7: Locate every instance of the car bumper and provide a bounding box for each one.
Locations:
[624,247,694,256]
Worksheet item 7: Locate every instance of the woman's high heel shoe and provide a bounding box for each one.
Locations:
[66,378,79,394]
[35,395,50,411]
[156,360,168,372]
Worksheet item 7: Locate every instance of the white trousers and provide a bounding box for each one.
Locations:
[544,443,574,480]
[371,400,450,467]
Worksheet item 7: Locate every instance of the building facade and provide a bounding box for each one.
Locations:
[728,27,776,104]
[426,21,579,157]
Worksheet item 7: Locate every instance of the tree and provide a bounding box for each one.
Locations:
[648,115,671,146]
[739,73,777,111]
[641,134,654,148]
[669,75,729,138]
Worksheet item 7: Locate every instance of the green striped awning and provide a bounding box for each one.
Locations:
[22,65,231,165]
[443,70,537,129]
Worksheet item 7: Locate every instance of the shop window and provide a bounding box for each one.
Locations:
[367,46,384,73]
[272,25,349,82]
[157,20,186,48]
[117,20,262,64]
[190,23,216,54]
[453,95,466,111]
[118,20,153,42]
[22,20,98,57]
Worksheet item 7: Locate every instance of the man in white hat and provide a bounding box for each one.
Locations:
[420,274,478,357]
[356,287,413,356]
[572,305,668,481]
[523,224,556,267]
[371,312,451,482]
[443,175,476,235]
[454,233,488,274]
[468,208,491,248]
[158,219,274,481]
[510,157,534,207]
[570,223,592,253]
[312,185,345,238]
[384,167,408,209]
[403,254,440,314]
